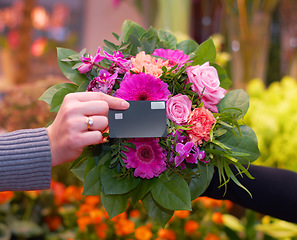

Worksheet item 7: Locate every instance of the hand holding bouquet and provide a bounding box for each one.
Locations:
[41,20,260,226]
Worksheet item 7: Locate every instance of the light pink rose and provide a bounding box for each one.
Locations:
[187,107,216,146]
[186,62,226,113]
[166,94,192,124]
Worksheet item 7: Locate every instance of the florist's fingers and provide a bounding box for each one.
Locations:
[85,115,108,132]
[65,92,129,110]
[78,100,110,117]
[81,131,104,146]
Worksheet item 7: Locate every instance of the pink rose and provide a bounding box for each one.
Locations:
[187,107,216,146]
[186,62,226,113]
[166,94,192,124]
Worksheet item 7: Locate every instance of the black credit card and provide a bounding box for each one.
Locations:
[108,101,167,138]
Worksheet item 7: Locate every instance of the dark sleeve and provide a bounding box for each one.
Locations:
[0,128,52,192]
[203,164,297,223]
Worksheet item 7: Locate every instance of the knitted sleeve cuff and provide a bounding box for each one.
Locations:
[0,128,52,191]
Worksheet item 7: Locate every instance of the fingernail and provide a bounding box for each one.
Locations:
[122,101,130,108]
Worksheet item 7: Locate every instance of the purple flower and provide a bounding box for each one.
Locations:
[174,142,208,167]
[78,47,104,74]
[87,69,117,94]
[175,141,197,167]
[152,48,189,69]
[115,73,171,101]
[104,51,131,74]
[123,138,167,179]
[198,150,209,163]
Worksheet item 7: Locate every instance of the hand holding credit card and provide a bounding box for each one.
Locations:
[108,101,167,138]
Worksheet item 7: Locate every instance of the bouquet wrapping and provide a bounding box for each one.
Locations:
[40,20,260,226]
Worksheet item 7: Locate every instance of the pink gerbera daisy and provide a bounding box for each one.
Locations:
[123,138,167,179]
[115,73,171,101]
[152,48,189,68]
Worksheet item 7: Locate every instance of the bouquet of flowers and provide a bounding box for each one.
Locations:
[40,20,260,226]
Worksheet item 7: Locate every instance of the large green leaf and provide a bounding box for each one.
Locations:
[57,47,89,85]
[39,83,78,106]
[130,177,158,207]
[100,164,141,195]
[189,161,214,201]
[158,29,177,49]
[176,39,199,55]
[151,174,192,211]
[210,63,232,90]
[192,38,216,65]
[217,125,261,163]
[50,87,73,112]
[142,193,174,227]
[119,20,146,43]
[218,89,249,120]
[83,165,102,195]
[70,157,87,182]
[100,191,130,219]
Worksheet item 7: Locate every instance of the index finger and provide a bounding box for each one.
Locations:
[68,92,130,110]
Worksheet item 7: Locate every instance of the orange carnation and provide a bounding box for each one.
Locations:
[131,51,169,78]
[187,107,216,146]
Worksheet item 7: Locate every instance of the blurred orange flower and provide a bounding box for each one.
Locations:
[63,185,83,203]
[135,225,153,240]
[45,215,62,231]
[0,191,14,204]
[205,233,220,240]
[25,190,41,199]
[198,197,223,208]
[77,215,92,232]
[50,180,66,205]
[84,195,100,206]
[184,220,199,235]
[114,218,135,236]
[174,210,190,219]
[157,228,176,240]
[95,223,108,239]
[212,212,224,225]
[129,209,140,218]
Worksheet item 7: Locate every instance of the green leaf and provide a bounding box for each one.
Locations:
[50,87,73,112]
[217,125,261,164]
[104,39,117,51]
[151,174,192,211]
[191,38,216,65]
[142,193,174,227]
[84,152,96,178]
[100,191,129,219]
[57,47,89,85]
[189,161,214,201]
[218,89,249,120]
[176,39,199,55]
[39,83,78,106]
[119,20,146,43]
[210,63,232,90]
[70,158,87,182]
[76,79,90,92]
[158,29,177,49]
[83,165,102,195]
[129,34,141,47]
[100,164,141,195]
[130,178,159,207]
